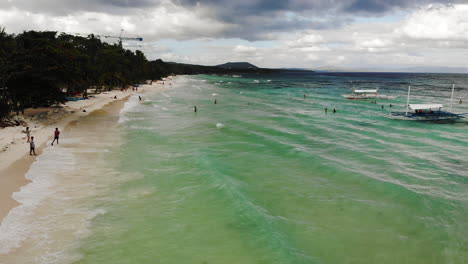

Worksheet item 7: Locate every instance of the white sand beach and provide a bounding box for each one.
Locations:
[0,80,170,220]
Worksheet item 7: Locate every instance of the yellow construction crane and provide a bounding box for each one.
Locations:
[63,29,143,47]
[101,29,143,47]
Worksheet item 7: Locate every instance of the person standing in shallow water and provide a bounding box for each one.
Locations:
[30,136,36,155]
[333,108,336,113]
[51,128,60,146]
[194,106,197,112]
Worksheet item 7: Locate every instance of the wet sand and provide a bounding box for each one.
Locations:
[0,81,168,221]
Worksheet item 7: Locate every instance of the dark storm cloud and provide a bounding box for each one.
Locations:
[219,13,352,40]
[1,0,464,40]
[171,0,461,39]
[342,0,444,14]
[175,0,461,17]
[0,0,159,15]
[3,0,461,17]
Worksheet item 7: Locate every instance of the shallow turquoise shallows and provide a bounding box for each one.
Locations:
[77,72,468,264]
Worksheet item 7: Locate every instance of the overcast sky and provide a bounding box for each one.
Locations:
[1,0,468,69]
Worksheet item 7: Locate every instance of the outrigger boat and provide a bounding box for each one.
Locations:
[389,85,467,122]
[342,88,397,100]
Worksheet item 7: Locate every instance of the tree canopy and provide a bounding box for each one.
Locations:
[0,29,155,121]
[0,28,284,125]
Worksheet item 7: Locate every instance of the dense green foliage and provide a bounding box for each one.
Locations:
[0,29,154,119]
[0,28,285,124]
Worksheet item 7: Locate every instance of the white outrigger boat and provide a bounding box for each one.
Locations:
[342,89,397,100]
[389,85,467,122]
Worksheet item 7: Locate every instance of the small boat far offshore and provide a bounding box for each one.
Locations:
[389,85,467,122]
[342,89,397,100]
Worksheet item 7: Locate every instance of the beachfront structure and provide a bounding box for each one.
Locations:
[389,85,466,122]
[342,89,397,100]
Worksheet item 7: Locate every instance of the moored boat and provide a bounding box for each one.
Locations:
[342,89,397,100]
[389,85,466,122]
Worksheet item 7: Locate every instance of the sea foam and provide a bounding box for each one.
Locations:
[0,146,75,254]
[0,109,124,263]
[118,95,141,124]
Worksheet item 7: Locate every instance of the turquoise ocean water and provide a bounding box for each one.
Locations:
[1,72,467,263]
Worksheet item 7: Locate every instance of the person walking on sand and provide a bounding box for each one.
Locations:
[23,127,31,142]
[51,128,60,146]
[30,136,36,155]
[139,96,142,101]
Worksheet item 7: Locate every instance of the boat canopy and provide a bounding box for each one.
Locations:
[354,89,377,93]
[409,104,443,110]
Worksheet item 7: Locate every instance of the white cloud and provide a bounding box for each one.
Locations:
[399,4,468,41]
[234,45,257,53]
[2,2,468,70]
[0,1,233,41]
[357,38,393,52]
[286,32,324,47]
[360,38,392,48]
[305,54,319,61]
[298,46,330,52]
[117,3,468,69]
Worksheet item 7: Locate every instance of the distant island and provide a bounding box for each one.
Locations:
[160,60,275,75]
[156,60,312,76]
[216,62,258,69]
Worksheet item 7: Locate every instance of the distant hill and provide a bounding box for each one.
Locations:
[148,60,313,77]
[148,60,277,77]
[216,62,259,69]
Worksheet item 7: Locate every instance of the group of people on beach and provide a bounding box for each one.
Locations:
[22,127,60,156]
[21,80,161,156]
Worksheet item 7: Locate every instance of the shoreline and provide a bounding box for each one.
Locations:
[0,80,170,221]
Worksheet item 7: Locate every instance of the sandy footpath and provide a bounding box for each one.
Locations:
[0,79,172,220]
